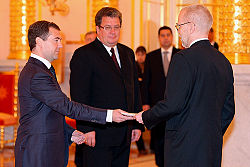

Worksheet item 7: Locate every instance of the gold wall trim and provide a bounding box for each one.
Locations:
[140,0,143,45]
[38,1,42,20]
[131,0,135,49]
[8,0,35,60]
[87,0,90,32]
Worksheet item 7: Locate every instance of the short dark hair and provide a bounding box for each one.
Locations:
[28,20,60,51]
[210,27,214,33]
[135,46,146,54]
[158,26,172,36]
[95,7,122,27]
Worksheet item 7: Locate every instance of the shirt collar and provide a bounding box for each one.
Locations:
[30,53,51,69]
[97,37,117,56]
[189,38,208,47]
[161,45,173,55]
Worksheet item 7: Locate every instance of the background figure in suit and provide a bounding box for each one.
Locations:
[136,4,235,167]
[135,46,147,156]
[15,20,132,167]
[208,27,219,50]
[70,7,143,167]
[141,26,180,167]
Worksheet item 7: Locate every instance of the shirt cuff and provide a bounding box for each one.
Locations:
[106,109,113,122]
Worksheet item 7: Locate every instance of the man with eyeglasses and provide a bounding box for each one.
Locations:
[141,26,180,167]
[70,7,143,167]
[136,4,234,167]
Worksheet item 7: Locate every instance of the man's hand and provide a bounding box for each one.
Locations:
[131,129,141,142]
[142,105,150,111]
[112,109,135,123]
[84,131,96,147]
[135,111,144,124]
[72,130,86,145]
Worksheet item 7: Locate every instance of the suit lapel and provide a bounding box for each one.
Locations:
[94,39,121,76]
[117,44,130,77]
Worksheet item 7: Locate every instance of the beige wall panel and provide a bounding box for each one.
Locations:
[0,1,10,60]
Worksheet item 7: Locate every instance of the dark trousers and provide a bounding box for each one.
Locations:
[136,134,146,151]
[75,143,130,167]
[153,134,165,167]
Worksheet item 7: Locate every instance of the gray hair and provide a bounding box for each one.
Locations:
[181,5,213,34]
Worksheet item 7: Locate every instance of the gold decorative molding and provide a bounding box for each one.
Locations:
[176,0,250,64]
[90,0,118,31]
[8,0,36,60]
[140,0,144,45]
[131,0,135,49]
[39,0,70,16]
[65,40,84,45]
[216,0,250,64]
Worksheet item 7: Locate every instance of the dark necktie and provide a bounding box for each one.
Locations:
[163,51,169,76]
[110,48,120,71]
[49,65,57,81]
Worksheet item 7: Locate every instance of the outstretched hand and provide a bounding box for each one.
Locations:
[112,109,135,123]
[135,111,144,124]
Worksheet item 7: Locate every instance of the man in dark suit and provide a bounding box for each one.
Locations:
[70,7,143,167]
[142,26,180,167]
[136,4,235,167]
[15,20,133,167]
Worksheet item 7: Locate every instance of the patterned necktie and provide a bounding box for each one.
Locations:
[110,48,120,71]
[163,51,169,76]
[49,65,57,81]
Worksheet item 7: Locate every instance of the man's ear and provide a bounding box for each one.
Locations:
[96,26,100,34]
[35,37,43,47]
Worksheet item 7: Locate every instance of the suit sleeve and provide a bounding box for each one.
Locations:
[221,67,235,135]
[142,53,193,129]
[30,71,107,124]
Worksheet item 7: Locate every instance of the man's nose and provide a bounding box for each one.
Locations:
[58,41,63,48]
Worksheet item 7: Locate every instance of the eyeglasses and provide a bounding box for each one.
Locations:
[175,22,191,30]
[99,25,121,32]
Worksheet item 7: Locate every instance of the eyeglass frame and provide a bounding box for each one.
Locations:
[98,25,121,32]
[175,22,192,31]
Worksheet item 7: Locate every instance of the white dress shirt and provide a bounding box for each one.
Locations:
[189,38,209,47]
[98,38,121,68]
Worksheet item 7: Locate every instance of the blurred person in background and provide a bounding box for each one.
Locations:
[135,46,148,156]
[208,27,219,50]
[84,31,97,45]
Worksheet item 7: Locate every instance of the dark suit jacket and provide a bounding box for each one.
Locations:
[70,38,143,148]
[142,40,235,167]
[142,47,180,137]
[15,57,107,167]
